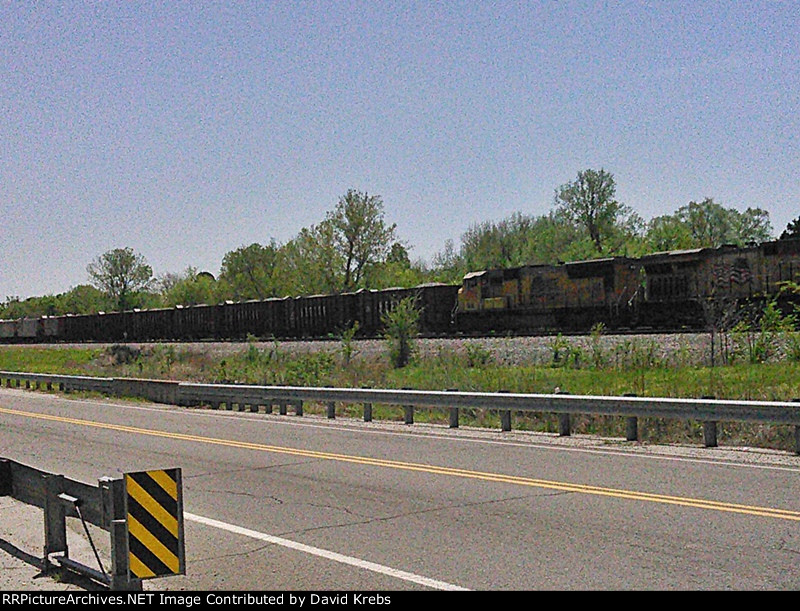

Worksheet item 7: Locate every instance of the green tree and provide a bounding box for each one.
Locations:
[364,243,431,289]
[644,214,695,252]
[327,189,398,291]
[431,239,466,283]
[59,285,109,314]
[161,268,219,306]
[673,199,772,248]
[732,207,773,244]
[278,221,343,295]
[86,247,153,311]
[554,169,635,253]
[218,242,280,301]
[781,215,800,240]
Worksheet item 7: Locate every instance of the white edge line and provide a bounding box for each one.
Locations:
[184,512,470,591]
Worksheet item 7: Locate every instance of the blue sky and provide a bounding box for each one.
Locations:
[2,1,798,299]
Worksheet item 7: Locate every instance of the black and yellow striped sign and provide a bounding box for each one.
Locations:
[124,468,185,579]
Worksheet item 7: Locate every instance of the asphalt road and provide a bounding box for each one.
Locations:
[1,386,799,591]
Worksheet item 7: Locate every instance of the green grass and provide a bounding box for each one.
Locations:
[0,346,103,375]
[3,342,800,452]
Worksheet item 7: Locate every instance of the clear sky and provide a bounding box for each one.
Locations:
[2,1,798,300]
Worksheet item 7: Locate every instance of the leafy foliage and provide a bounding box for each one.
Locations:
[218,242,280,300]
[86,247,153,311]
[553,169,641,253]
[382,296,421,368]
[781,215,800,240]
[327,189,398,292]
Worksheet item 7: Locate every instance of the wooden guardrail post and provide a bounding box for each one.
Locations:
[701,395,718,447]
[447,389,459,428]
[295,400,304,417]
[624,393,639,441]
[793,399,800,455]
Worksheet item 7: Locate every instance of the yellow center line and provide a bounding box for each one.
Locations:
[2,405,799,521]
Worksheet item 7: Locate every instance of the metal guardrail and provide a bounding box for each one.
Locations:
[0,457,185,590]
[2,370,800,453]
[0,458,141,590]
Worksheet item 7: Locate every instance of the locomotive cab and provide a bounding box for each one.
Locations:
[457,269,521,312]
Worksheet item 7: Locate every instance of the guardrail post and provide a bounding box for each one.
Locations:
[362,386,372,422]
[279,402,287,416]
[295,400,304,417]
[624,393,639,441]
[556,390,570,436]
[101,476,142,591]
[701,395,718,447]
[793,399,800,455]
[499,390,511,432]
[323,386,335,419]
[43,474,68,571]
[403,388,413,424]
[447,389,459,428]
[0,459,11,495]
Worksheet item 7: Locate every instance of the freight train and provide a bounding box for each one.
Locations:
[2,238,799,343]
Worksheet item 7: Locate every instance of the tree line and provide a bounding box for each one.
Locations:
[3,172,799,318]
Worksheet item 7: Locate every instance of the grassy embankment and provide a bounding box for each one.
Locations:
[1,337,799,452]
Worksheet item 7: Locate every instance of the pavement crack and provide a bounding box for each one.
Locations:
[277,492,546,538]
[185,460,318,480]
[191,542,274,564]
[189,487,285,503]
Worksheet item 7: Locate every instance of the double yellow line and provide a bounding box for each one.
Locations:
[2,405,799,522]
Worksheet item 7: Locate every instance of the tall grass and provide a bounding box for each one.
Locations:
[3,336,800,451]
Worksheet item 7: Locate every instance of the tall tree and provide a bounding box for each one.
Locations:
[279,222,343,295]
[86,247,153,311]
[781,215,800,239]
[327,189,397,291]
[218,242,280,300]
[59,285,109,314]
[644,214,695,252]
[161,267,218,306]
[672,199,772,248]
[732,207,773,244]
[554,169,633,253]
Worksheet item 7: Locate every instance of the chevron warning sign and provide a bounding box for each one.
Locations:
[124,468,185,580]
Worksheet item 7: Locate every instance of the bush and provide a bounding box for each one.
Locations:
[383,297,421,368]
[108,344,141,365]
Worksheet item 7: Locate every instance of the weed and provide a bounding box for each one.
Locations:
[383,297,420,368]
[465,343,494,368]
